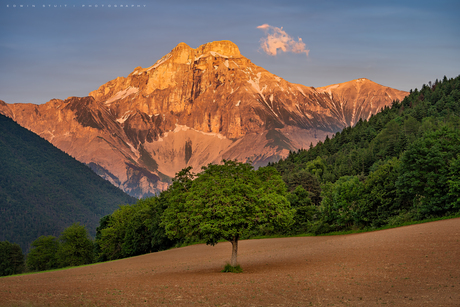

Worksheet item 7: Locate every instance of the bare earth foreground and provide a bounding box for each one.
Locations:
[1,219,459,306]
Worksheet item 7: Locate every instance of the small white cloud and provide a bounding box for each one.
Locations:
[257,24,309,57]
[256,24,270,30]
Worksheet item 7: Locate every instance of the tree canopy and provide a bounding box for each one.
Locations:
[95,197,175,262]
[0,241,24,276]
[162,160,295,267]
[56,223,94,268]
[26,235,59,271]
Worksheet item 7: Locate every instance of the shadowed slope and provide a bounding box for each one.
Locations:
[0,114,136,252]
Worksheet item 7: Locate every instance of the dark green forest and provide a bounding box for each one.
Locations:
[0,114,136,253]
[272,75,460,232]
[2,75,459,276]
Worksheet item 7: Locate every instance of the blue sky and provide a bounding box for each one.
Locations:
[1,0,459,104]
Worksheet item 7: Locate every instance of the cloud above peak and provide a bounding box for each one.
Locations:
[257,24,309,57]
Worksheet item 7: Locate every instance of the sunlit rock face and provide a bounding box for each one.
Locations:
[0,41,409,198]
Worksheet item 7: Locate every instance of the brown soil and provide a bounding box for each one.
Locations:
[1,218,459,306]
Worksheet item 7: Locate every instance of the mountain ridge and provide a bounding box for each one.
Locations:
[0,40,409,197]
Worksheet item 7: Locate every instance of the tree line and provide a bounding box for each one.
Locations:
[1,223,94,276]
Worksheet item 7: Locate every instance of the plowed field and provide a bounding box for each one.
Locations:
[1,218,459,306]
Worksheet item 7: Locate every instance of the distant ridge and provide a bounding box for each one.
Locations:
[0,114,136,252]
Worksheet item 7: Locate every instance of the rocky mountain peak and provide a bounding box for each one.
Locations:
[169,42,195,64]
[195,40,241,57]
[166,40,241,65]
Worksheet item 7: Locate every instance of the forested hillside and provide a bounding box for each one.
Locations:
[271,75,460,232]
[0,114,136,252]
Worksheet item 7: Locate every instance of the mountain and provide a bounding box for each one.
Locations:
[0,40,409,198]
[0,114,136,252]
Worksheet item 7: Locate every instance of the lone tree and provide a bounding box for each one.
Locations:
[162,160,295,268]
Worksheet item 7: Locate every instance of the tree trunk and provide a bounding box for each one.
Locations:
[230,235,238,267]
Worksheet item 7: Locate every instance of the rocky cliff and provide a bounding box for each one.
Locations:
[0,40,409,197]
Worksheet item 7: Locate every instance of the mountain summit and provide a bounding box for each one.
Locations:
[0,40,409,197]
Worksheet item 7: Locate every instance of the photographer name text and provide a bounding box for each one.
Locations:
[6,4,146,8]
